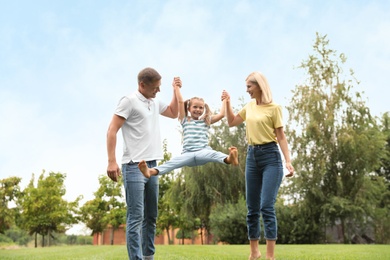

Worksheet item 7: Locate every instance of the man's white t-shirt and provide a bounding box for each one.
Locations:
[115,91,168,164]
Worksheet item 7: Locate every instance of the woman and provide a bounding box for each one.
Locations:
[222,71,294,260]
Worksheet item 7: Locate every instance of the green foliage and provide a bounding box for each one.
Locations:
[284,33,388,243]
[80,174,125,245]
[98,176,126,233]
[79,198,107,234]
[4,226,31,246]
[209,196,248,244]
[175,228,196,240]
[0,233,13,243]
[376,112,390,183]
[53,233,93,245]
[369,172,390,244]
[0,176,22,233]
[17,171,81,247]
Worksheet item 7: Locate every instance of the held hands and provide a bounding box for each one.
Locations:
[221,90,230,102]
[107,162,121,182]
[172,77,182,88]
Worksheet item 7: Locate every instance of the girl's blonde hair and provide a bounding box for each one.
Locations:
[184,97,212,125]
[246,72,273,104]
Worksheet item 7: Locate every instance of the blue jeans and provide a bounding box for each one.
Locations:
[156,147,227,175]
[245,143,283,241]
[122,161,159,260]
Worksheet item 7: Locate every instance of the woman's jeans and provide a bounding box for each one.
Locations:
[122,161,158,260]
[245,143,284,241]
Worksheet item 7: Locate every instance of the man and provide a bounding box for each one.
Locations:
[106,67,181,259]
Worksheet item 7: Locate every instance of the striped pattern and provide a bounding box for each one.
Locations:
[182,119,210,152]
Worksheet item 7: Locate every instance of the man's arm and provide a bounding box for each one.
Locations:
[161,77,182,118]
[106,114,125,182]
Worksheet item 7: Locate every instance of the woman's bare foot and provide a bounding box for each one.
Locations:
[138,160,152,178]
[248,253,261,260]
[228,146,239,166]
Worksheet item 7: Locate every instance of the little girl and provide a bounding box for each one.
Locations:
[138,86,238,178]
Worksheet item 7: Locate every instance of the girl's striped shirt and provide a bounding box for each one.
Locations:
[181,118,210,153]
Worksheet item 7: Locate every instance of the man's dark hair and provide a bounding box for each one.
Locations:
[138,67,162,85]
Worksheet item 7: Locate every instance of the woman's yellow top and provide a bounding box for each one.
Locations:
[238,100,283,145]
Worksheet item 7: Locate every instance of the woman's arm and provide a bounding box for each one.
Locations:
[275,127,294,177]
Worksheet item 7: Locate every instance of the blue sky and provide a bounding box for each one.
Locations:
[1,1,389,234]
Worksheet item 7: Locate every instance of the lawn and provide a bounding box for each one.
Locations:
[0,244,389,259]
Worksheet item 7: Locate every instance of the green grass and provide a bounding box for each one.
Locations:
[0,244,389,259]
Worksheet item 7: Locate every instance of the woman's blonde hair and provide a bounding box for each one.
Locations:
[184,97,212,125]
[246,72,273,104]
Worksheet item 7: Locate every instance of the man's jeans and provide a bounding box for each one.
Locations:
[245,143,284,241]
[122,161,158,260]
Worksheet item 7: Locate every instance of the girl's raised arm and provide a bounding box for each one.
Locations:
[210,98,226,124]
[174,83,186,122]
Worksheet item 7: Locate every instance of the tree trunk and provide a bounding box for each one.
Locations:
[200,228,203,245]
[171,228,175,245]
[166,227,171,245]
[340,218,347,244]
[34,233,37,248]
[110,227,114,245]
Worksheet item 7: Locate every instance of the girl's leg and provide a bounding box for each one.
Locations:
[225,146,239,165]
[155,152,196,175]
[138,161,158,178]
[139,152,197,178]
[195,147,238,166]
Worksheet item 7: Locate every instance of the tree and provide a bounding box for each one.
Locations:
[0,177,21,233]
[284,33,388,243]
[79,198,107,235]
[99,175,125,245]
[80,175,125,245]
[376,112,390,183]
[18,171,81,247]
[372,112,390,243]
